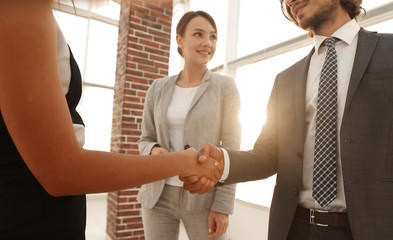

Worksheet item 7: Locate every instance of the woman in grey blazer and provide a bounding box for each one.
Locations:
[138,11,241,240]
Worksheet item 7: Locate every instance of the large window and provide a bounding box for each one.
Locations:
[237,0,304,58]
[54,1,120,151]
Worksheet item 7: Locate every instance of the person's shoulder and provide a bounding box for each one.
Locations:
[360,28,393,39]
[209,73,238,91]
[209,72,235,84]
[150,74,177,88]
[358,28,393,49]
[377,31,393,40]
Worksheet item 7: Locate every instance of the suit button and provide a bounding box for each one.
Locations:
[184,144,190,150]
[297,152,303,160]
[292,187,299,195]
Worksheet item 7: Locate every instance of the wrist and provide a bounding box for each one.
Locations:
[178,151,190,176]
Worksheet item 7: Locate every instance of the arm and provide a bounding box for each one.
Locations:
[0,0,220,197]
[183,76,280,191]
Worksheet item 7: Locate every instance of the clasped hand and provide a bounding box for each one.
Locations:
[180,143,224,194]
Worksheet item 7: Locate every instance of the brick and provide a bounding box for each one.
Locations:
[137,64,159,73]
[132,56,155,66]
[127,49,148,58]
[108,1,172,239]
[149,54,169,63]
[129,23,147,33]
[139,38,160,48]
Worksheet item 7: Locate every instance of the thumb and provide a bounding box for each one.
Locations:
[198,143,213,163]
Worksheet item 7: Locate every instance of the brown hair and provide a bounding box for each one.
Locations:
[176,10,217,57]
[280,0,365,36]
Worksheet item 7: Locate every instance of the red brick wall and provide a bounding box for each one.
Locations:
[107,0,173,239]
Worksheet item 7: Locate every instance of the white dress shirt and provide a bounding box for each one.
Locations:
[222,19,360,212]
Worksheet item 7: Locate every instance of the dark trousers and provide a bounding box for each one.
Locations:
[287,219,353,240]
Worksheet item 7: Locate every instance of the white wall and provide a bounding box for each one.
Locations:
[228,199,270,240]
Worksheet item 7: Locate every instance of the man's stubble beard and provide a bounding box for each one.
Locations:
[297,0,337,33]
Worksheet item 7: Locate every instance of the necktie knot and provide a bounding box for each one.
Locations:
[321,37,337,49]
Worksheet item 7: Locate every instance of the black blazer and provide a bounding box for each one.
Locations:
[226,28,393,240]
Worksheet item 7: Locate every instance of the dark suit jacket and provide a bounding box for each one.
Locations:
[226,28,393,240]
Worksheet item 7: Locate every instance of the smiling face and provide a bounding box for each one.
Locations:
[176,16,217,67]
[284,0,338,33]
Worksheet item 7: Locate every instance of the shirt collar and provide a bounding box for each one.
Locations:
[314,19,360,55]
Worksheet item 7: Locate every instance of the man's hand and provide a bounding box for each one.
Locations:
[208,210,229,238]
[180,143,224,194]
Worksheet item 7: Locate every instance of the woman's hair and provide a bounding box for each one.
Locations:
[280,0,365,35]
[176,10,217,57]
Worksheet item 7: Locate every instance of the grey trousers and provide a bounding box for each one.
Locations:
[141,185,227,240]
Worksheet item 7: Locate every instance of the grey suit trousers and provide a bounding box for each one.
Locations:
[142,185,227,240]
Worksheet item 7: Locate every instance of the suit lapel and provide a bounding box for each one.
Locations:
[160,75,178,148]
[344,28,379,115]
[188,71,211,112]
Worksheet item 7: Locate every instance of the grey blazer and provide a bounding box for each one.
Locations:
[138,70,241,214]
[226,29,393,239]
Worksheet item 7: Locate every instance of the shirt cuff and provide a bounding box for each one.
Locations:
[219,148,230,182]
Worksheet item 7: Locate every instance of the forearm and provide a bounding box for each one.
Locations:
[41,149,189,196]
[225,148,277,184]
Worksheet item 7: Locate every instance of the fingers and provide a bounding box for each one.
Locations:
[180,144,224,194]
[179,175,199,184]
[198,143,215,163]
[182,176,213,194]
[213,160,224,181]
[208,213,216,237]
[208,211,229,237]
[200,144,224,182]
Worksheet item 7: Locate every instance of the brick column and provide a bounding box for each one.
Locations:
[107,0,173,239]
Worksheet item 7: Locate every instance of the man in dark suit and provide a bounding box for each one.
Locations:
[182,0,393,239]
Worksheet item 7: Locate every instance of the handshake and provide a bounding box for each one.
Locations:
[180,143,225,194]
[152,143,225,194]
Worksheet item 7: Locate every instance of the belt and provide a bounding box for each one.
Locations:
[295,206,348,228]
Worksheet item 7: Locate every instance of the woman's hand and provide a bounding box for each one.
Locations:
[180,147,223,186]
[150,146,169,155]
[208,210,229,237]
[180,143,224,193]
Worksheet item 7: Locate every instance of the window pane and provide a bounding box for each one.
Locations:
[235,45,311,206]
[84,20,118,87]
[237,0,304,58]
[77,87,114,151]
[93,1,120,21]
[362,0,393,10]
[366,18,393,33]
[53,10,89,73]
